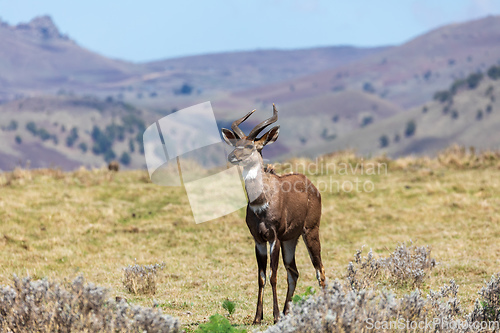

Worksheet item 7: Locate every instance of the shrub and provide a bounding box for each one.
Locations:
[466,72,483,89]
[363,82,375,93]
[26,121,37,136]
[379,135,389,148]
[451,110,459,119]
[347,243,436,290]
[486,105,493,114]
[222,299,236,316]
[0,275,180,332]
[120,152,131,166]
[360,115,374,127]
[291,286,316,305]
[122,262,165,295]
[477,110,484,120]
[78,142,88,153]
[422,106,428,113]
[469,274,500,322]
[104,149,117,163]
[37,128,51,141]
[405,120,416,137]
[487,65,500,80]
[6,120,18,131]
[196,314,244,333]
[175,83,193,95]
[434,90,452,103]
[66,127,79,147]
[15,135,22,144]
[129,138,135,153]
[394,133,400,143]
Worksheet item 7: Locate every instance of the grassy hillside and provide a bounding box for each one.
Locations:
[0,95,156,170]
[1,150,499,331]
[299,67,500,158]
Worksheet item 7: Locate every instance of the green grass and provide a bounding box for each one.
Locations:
[0,153,499,331]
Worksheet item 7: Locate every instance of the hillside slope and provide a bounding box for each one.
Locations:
[231,15,500,110]
[296,70,500,158]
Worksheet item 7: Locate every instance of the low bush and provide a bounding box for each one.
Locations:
[0,275,179,332]
[122,262,165,295]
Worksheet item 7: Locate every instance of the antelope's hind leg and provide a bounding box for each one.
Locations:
[302,228,326,288]
[281,238,299,315]
[253,242,267,324]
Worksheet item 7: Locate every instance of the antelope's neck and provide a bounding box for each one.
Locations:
[242,160,268,213]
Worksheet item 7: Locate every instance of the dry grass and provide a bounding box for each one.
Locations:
[0,148,499,331]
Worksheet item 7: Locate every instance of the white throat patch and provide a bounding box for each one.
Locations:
[243,164,260,180]
[250,202,269,214]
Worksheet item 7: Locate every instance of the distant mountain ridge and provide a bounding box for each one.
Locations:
[1,15,500,169]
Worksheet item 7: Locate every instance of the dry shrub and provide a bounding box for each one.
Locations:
[0,275,179,333]
[347,242,436,290]
[437,145,500,169]
[263,245,500,332]
[264,273,500,332]
[122,262,165,295]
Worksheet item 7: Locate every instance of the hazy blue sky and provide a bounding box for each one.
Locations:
[1,0,499,63]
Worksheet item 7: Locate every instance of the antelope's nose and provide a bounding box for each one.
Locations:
[228,152,238,163]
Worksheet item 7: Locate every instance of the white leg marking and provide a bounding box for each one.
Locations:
[256,243,267,255]
[260,270,266,286]
[282,240,296,266]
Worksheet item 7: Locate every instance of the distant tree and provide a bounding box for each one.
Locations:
[51,135,58,145]
[476,110,483,120]
[423,70,432,81]
[487,65,500,80]
[405,120,416,137]
[175,83,193,95]
[394,133,401,143]
[105,96,114,103]
[78,142,88,153]
[37,128,51,141]
[149,91,158,98]
[61,125,66,133]
[129,138,135,153]
[332,115,339,123]
[379,135,389,148]
[15,135,22,144]
[451,110,459,119]
[448,59,456,66]
[91,126,113,155]
[433,90,452,103]
[66,127,79,147]
[486,105,493,114]
[485,85,494,96]
[119,152,131,166]
[466,72,483,89]
[104,149,116,163]
[422,106,428,113]
[26,122,37,136]
[6,120,18,131]
[360,115,374,127]
[362,82,375,93]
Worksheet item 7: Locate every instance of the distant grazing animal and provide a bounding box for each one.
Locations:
[108,161,120,172]
[221,105,325,324]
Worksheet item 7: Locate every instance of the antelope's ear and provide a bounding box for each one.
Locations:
[221,128,237,146]
[256,126,280,149]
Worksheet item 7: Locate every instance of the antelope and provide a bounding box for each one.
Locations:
[221,105,326,324]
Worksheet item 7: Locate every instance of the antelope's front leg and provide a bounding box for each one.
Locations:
[253,242,267,324]
[269,239,281,323]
